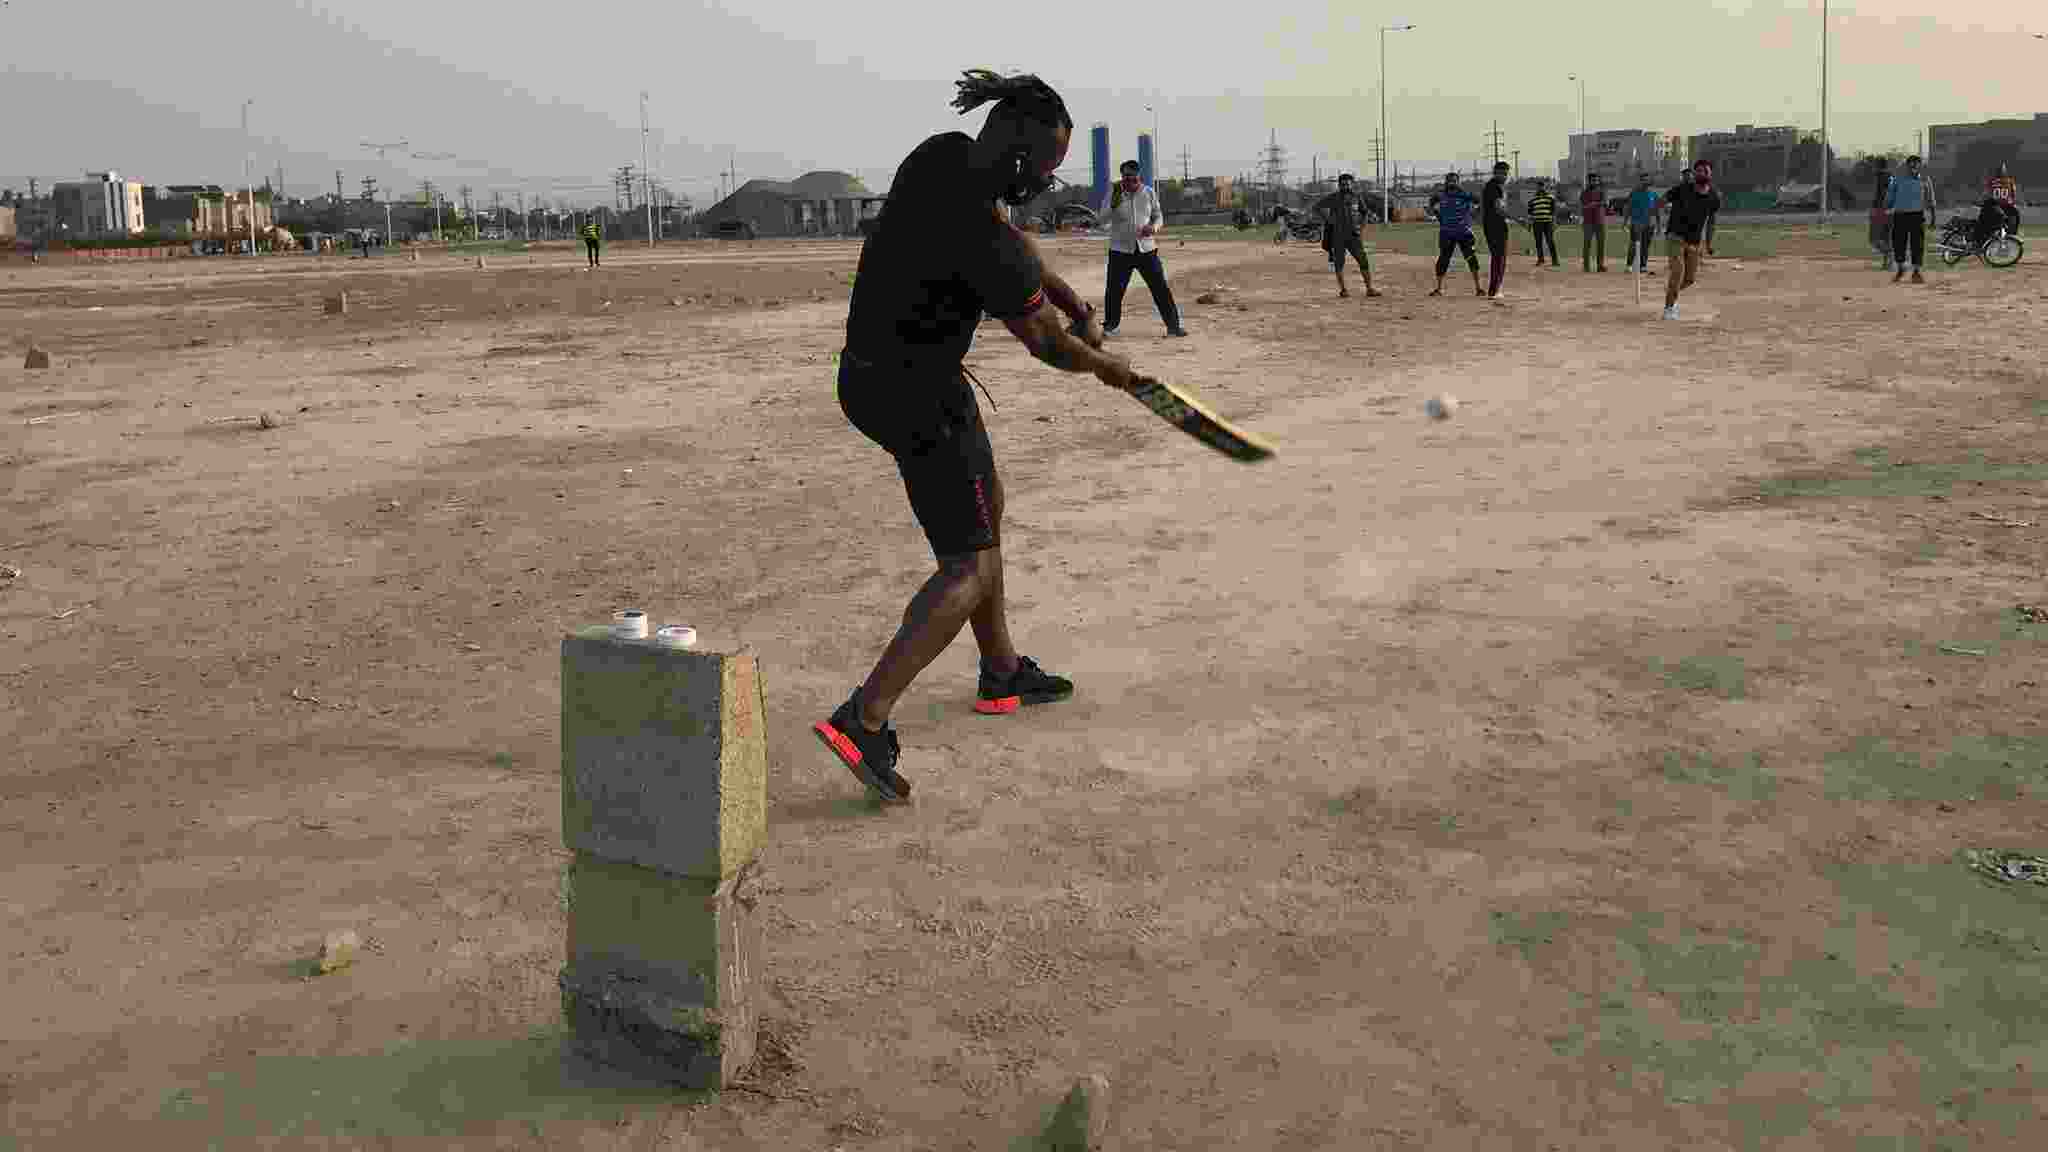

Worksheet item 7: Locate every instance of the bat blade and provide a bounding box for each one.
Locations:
[1121,374,1275,463]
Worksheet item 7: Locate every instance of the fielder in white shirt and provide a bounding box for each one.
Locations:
[1095,160,1187,337]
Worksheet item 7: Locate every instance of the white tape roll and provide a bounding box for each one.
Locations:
[611,610,649,640]
[654,625,698,649]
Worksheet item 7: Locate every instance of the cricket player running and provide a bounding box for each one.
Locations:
[1314,173,1381,298]
[1429,172,1484,297]
[1662,160,1721,319]
[815,70,1135,803]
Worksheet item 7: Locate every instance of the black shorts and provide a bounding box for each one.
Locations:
[1436,231,1478,275]
[1328,233,1368,270]
[838,353,998,557]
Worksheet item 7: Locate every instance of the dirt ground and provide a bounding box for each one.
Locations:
[3,229,2045,1151]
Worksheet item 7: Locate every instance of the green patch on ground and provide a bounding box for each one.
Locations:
[1655,750,1781,803]
[151,1028,694,1143]
[1825,733,2048,804]
[1655,653,1749,700]
[1494,857,2048,1141]
[1755,446,2048,503]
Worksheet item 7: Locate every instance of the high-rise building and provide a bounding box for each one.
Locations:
[1137,133,1155,187]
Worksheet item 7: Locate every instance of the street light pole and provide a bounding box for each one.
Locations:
[1380,22,1415,223]
[1819,0,1830,224]
[1568,75,1587,185]
[241,99,256,256]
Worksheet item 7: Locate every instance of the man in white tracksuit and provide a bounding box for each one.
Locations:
[1095,160,1187,338]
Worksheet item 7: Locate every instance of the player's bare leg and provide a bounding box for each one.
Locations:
[854,553,993,731]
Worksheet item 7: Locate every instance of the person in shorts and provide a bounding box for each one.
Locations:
[1314,173,1381,299]
[816,70,1135,804]
[1429,172,1482,297]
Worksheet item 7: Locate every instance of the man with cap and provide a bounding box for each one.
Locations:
[1314,173,1381,299]
[1096,159,1188,337]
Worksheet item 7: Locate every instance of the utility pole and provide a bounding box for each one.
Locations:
[1180,145,1192,182]
[360,176,378,202]
[1512,149,1522,181]
[1819,0,1830,223]
[641,90,654,247]
[1486,121,1506,167]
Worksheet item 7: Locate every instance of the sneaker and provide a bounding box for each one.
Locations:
[1364,287,1383,298]
[1166,327,1189,338]
[975,655,1074,715]
[1101,325,1118,337]
[1893,269,1905,283]
[1663,305,1678,320]
[813,696,910,803]
[1910,270,1925,284]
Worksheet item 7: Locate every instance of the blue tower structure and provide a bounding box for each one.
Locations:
[1090,123,1110,210]
[1137,133,1155,187]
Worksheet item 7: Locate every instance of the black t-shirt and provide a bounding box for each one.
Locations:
[843,132,1045,375]
[1316,188,1365,239]
[1664,181,1723,243]
[1481,178,1508,232]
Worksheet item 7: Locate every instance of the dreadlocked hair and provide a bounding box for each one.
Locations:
[952,69,1072,134]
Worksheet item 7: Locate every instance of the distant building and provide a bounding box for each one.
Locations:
[143,184,231,235]
[1560,130,1669,186]
[1686,125,1805,193]
[1927,113,2047,201]
[51,172,147,236]
[696,171,884,237]
[0,205,14,241]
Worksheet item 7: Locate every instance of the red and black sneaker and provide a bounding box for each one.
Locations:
[974,656,1074,716]
[813,696,910,804]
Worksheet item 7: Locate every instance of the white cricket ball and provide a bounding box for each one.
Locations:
[1425,393,1458,421]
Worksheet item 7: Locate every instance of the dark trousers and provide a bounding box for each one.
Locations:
[1531,222,1557,264]
[1582,221,1605,270]
[1485,226,1508,294]
[1891,211,1925,269]
[1629,224,1658,270]
[1105,248,1180,331]
[585,239,600,265]
[1976,199,2020,244]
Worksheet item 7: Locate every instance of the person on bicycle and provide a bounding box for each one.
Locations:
[1977,162,2021,247]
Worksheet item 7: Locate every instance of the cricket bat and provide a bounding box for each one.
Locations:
[1119,373,1275,462]
[1069,312,1274,462]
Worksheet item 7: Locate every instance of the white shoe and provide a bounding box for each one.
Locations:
[1662,305,1678,320]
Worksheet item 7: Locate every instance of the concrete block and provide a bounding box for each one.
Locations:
[560,632,766,881]
[24,346,50,370]
[561,855,762,1088]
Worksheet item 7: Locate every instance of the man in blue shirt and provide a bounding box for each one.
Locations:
[1429,172,1483,297]
[1626,173,1661,274]
[1883,154,1936,284]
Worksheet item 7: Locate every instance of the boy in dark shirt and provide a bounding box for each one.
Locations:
[1662,160,1722,319]
[1481,161,1511,300]
[818,70,1136,802]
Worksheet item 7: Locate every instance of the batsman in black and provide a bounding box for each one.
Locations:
[1314,173,1380,298]
[816,70,1137,804]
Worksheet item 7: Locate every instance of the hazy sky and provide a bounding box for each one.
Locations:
[3,0,2042,206]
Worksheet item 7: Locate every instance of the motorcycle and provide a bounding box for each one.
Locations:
[1936,215,2024,268]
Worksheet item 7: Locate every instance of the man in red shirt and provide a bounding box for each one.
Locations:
[1579,174,1607,272]
[1977,162,2021,247]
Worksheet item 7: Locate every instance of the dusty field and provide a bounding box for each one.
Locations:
[3,231,2046,1151]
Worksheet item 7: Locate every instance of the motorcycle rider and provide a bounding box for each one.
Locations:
[1977,162,2022,248]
